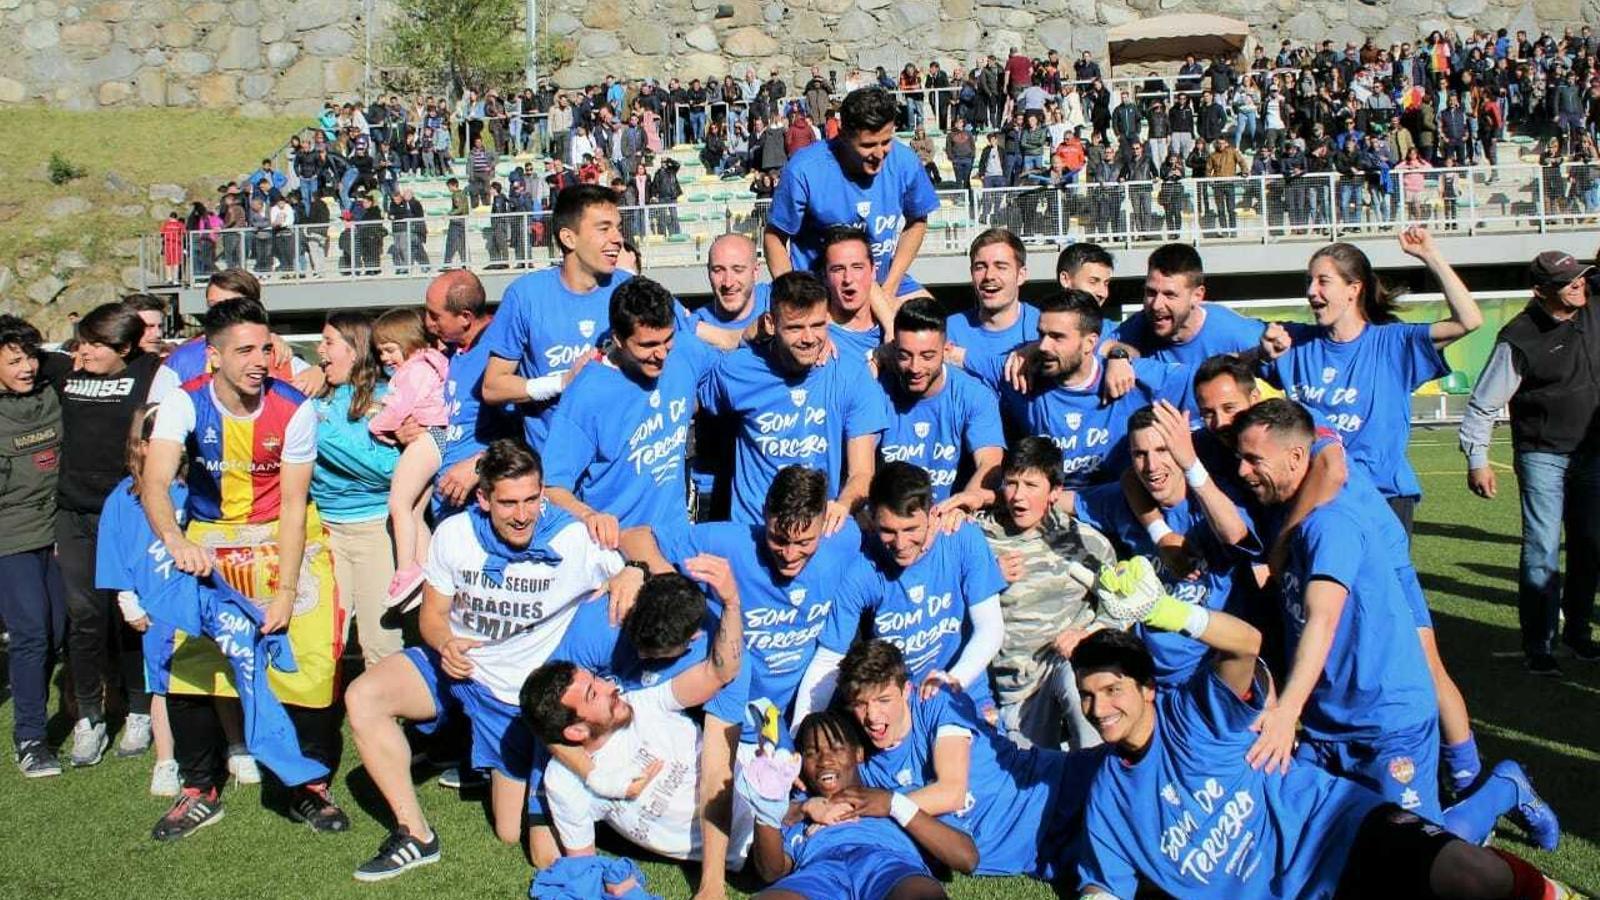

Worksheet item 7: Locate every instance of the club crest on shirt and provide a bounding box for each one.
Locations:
[1065,412,1083,430]
[1387,756,1416,785]
[578,319,596,338]
[789,388,808,407]
[855,201,872,221]
[895,768,914,787]
[788,586,807,606]
[907,584,925,604]
[201,426,219,445]
[262,434,282,453]
[1321,366,1337,384]
[649,389,661,409]
[1161,783,1182,806]
[912,421,930,439]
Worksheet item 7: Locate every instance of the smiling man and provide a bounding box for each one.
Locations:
[481,185,632,449]
[876,298,1005,511]
[542,276,717,545]
[1072,569,1571,900]
[343,440,643,881]
[834,640,1099,880]
[946,228,1041,366]
[765,87,941,300]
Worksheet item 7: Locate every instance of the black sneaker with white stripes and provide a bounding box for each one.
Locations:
[151,787,224,841]
[289,781,351,833]
[16,740,61,778]
[353,827,440,882]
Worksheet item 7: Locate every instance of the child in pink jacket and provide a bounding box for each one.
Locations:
[370,307,450,605]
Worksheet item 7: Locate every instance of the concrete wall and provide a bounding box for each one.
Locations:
[0,0,1595,111]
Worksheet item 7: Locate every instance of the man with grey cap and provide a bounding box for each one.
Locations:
[1459,249,1600,677]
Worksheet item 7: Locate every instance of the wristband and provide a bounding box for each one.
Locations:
[1183,460,1210,489]
[1181,604,1212,639]
[889,792,919,827]
[1145,519,1174,544]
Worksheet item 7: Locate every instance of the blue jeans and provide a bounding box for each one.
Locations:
[1338,180,1363,223]
[0,547,66,745]
[339,168,359,212]
[298,176,319,217]
[689,110,706,144]
[1515,449,1600,654]
[1233,110,1258,150]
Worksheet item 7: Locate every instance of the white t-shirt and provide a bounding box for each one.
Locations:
[150,382,318,464]
[545,683,752,866]
[421,510,622,704]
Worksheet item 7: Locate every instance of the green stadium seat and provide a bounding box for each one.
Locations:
[1440,371,1472,394]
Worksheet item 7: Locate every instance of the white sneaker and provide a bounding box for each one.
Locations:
[228,751,261,785]
[117,714,153,758]
[70,717,108,767]
[150,759,181,796]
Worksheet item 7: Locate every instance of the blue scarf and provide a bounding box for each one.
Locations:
[469,503,567,585]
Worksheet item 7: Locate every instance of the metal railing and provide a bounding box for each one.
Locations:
[139,162,1600,289]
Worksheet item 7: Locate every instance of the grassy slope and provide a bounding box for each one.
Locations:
[0,432,1595,898]
[0,108,306,275]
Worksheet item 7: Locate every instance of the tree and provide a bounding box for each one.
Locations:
[384,0,527,100]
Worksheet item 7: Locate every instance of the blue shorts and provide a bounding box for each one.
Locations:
[769,844,931,900]
[1397,565,1433,629]
[142,621,179,695]
[404,646,534,781]
[1297,717,1441,821]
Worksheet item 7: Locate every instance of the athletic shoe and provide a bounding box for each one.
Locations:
[1562,635,1600,662]
[70,717,108,767]
[386,565,424,608]
[1525,653,1563,678]
[150,759,182,796]
[117,713,153,758]
[151,787,224,841]
[289,781,351,833]
[353,827,441,882]
[437,765,487,791]
[16,740,62,778]
[228,750,261,785]
[1492,760,1561,852]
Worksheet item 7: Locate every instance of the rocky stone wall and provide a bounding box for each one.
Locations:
[0,0,374,114]
[0,0,1596,111]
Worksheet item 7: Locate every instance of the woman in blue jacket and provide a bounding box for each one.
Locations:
[313,311,402,666]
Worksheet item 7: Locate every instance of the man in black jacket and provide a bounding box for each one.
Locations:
[1460,251,1600,676]
[389,188,428,274]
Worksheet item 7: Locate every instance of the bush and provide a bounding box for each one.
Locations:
[48,151,86,186]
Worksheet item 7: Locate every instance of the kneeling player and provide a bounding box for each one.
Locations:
[743,710,977,899]
[1072,559,1574,900]
[836,639,1098,879]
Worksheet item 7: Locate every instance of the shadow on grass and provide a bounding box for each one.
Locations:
[1419,571,1520,610]
[1414,520,1522,547]
[1431,608,1600,850]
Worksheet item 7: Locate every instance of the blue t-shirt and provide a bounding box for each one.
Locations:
[482,267,633,448]
[946,304,1040,363]
[857,689,1074,877]
[687,282,771,333]
[768,140,941,295]
[436,332,518,516]
[968,355,1194,488]
[877,365,1005,502]
[1112,303,1266,367]
[827,321,884,365]
[96,478,188,592]
[780,813,928,871]
[657,520,869,742]
[823,522,1008,708]
[699,345,890,526]
[543,332,717,537]
[1076,485,1258,687]
[551,596,748,725]
[1281,490,1436,740]
[1265,321,1447,499]
[1078,667,1384,899]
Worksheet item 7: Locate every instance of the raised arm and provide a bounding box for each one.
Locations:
[1398,226,1482,348]
[668,555,743,709]
[1150,401,1249,547]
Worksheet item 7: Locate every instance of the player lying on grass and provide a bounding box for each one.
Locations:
[739,707,977,899]
[1071,557,1574,900]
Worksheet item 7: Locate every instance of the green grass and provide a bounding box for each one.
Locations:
[0,429,1597,898]
[0,107,306,271]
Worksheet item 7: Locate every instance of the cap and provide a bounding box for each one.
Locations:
[1530,250,1593,286]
